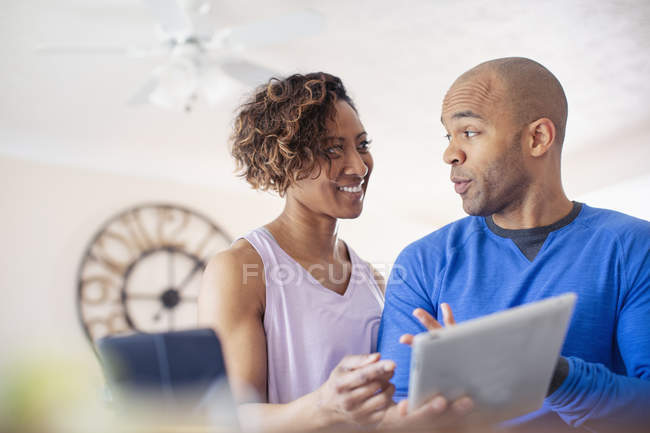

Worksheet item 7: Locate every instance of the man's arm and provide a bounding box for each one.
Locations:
[546,234,650,431]
[378,247,438,400]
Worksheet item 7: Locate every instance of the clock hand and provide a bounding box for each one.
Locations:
[153,306,164,322]
[168,248,175,288]
[175,261,204,292]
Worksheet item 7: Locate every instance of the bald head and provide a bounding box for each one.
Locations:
[450,57,568,147]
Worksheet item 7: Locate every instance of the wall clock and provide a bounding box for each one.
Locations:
[76,203,231,344]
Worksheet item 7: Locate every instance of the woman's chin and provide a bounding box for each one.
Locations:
[333,205,364,220]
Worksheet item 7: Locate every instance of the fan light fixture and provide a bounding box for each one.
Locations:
[149,58,199,111]
[34,3,326,113]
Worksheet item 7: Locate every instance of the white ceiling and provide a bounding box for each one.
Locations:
[2,0,650,226]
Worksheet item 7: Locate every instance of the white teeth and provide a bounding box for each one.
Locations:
[338,185,362,193]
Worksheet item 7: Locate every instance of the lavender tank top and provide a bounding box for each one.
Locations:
[240,227,384,404]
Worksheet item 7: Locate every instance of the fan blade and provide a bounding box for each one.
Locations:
[35,44,167,58]
[35,44,130,55]
[127,77,159,106]
[219,59,280,87]
[184,0,220,41]
[210,9,326,50]
[143,0,193,40]
[199,66,232,105]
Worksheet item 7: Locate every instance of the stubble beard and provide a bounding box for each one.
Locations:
[462,131,530,217]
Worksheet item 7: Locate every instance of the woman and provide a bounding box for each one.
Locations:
[199,72,396,431]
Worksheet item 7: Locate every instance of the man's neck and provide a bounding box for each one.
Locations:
[491,191,573,230]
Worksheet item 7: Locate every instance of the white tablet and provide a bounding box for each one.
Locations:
[408,293,576,423]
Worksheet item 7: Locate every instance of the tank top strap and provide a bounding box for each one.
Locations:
[344,243,385,308]
[235,227,284,281]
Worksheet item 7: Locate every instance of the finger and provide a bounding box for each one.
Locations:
[412,395,472,428]
[399,334,415,345]
[441,303,456,326]
[365,407,388,425]
[340,380,388,413]
[355,383,395,417]
[450,396,473,415]
[337,353,380,372]
[336,360,395,392]
[408,394,448,420]
[413,308,442,331]
[397,399,409,417]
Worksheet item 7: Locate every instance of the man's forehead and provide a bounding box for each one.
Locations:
[441,73,505,124]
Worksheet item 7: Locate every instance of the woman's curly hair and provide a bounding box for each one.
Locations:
[230,72,356,196]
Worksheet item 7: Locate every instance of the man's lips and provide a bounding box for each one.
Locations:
[451,176,471,195]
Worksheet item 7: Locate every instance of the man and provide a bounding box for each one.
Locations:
[378,57,650,431]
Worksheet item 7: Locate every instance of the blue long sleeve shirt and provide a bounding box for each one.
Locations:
[377,204,650,431]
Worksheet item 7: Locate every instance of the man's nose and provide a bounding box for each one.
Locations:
[443,140,466,166]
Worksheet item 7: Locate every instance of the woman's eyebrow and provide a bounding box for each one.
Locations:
[325,131,367,141]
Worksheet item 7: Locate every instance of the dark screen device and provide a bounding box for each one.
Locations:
[97,328,228,408]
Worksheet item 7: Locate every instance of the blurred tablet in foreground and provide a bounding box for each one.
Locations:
[408,293,576,424]
[97,327,234,423]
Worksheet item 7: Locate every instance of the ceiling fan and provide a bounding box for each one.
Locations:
[36,0,326,112]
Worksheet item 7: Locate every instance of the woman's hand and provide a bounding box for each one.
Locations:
[313,353,396,427]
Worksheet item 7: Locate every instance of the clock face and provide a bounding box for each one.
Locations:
[77,204,231,344]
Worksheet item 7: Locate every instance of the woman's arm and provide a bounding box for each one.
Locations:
[199,241,269,402]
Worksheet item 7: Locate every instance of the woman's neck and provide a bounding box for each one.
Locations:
[265,199,344,263]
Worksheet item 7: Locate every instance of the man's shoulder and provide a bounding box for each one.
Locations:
[398,215,484,259]
[578,204,650,240]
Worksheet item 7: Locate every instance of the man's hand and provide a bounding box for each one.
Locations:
[548,356,569,396]
[379,392,473,430]
[380,303,474,430]
[399,302,456,345]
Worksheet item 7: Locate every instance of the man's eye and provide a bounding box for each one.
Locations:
[464,130,479,138]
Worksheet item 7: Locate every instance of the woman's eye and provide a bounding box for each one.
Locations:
[444,134,452,142]
[464,130,479,138]
[325,145,343,155]
[357,139,372,152]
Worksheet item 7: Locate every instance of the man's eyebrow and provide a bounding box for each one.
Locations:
[441,110,484,125]
[452,110,483,120]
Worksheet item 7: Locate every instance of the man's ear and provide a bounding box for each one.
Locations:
[527,118,556,157]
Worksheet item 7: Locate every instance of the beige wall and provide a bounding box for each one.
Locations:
[0,153,422,371]
[0,155,285,372]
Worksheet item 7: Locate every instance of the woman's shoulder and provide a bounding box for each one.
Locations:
[207,238,262,270]
[203,238,266,303]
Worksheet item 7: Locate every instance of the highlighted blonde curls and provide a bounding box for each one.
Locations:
[230,72,356,196]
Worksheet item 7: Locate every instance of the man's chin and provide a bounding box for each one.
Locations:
[462,199,490,217]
